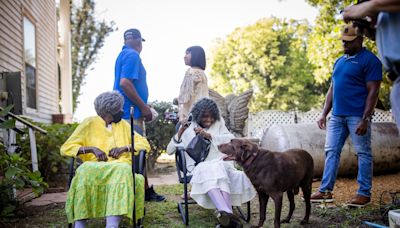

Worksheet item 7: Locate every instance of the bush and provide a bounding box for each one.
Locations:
[19,123,78,186]
[145,101,177,171]
[0,146,48,217]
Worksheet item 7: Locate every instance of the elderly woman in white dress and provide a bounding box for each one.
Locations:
[167,98,256,228]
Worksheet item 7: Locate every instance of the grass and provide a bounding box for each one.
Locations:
[0,184,391,228]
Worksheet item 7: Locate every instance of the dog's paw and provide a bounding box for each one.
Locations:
[300,220,309,225]
[281,218,290,223]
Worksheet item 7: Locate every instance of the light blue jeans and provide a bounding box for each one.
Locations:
[319,115,373,197]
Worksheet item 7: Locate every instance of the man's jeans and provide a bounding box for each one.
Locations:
[391,77,400,132]
[319,115,373,197]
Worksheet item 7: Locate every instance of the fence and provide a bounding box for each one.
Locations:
[247,109,395,139]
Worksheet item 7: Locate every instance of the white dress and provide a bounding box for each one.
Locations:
[167,119,256,209]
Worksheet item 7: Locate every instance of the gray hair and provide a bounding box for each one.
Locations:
[94,91,124,117]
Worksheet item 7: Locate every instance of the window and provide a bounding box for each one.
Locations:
[23,17,37,109]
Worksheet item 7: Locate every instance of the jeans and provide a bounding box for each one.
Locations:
[319,115,373,197]
[391,77,400,133]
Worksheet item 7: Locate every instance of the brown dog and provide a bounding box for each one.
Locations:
[218,139,314,228]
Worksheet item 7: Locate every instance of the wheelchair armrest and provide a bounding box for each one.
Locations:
[136,149,146,175]
[67,157,75,189]
[175,146,188,180]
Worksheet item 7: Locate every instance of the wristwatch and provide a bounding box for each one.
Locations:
[362,116,371,122]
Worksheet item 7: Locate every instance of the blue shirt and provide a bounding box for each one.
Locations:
[114,45,148,119]
[332,48,382,116]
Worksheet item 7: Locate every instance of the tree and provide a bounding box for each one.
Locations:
[70,0,116,112]
[145,101,176,172]
[210,18,322,112]
[305,0,392,109]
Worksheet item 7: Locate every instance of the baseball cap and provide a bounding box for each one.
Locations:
[124,28,145,41]
[340,24,361,41]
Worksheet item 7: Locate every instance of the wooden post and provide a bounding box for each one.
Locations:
[28,128,38,172]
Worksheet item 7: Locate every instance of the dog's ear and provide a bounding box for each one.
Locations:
[240,140,258,157]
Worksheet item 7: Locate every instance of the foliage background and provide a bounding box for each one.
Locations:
[70,0,116,112]
[210,5,392,111]
[145,101,177,171]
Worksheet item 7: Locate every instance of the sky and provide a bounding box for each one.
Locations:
[73,0,318,121]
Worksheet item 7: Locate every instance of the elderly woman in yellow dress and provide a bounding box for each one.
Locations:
[61,91,150,228]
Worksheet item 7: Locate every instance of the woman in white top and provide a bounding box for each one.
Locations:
[177,46,209,124]
[167,98,256,227]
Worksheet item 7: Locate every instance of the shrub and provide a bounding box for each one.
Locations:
[0,146,48,217]
[145,101,177,171]
[19,123,78,186]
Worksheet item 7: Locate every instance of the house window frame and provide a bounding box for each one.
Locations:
[22,14,39,112]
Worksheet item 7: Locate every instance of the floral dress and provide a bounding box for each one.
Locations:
[60,116,150,223]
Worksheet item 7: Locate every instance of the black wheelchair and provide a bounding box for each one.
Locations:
[175,146,251,226]
[67,150,147,228]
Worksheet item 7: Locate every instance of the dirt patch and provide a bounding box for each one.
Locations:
[313,172,400,205]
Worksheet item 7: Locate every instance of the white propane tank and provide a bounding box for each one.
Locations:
[260,122,400,176]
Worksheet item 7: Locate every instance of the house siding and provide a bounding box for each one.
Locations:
[0,0,59,123]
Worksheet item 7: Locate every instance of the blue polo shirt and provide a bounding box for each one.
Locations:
[332,48,382,117]
[114,45,148,119]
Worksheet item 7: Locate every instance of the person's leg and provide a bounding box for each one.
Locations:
[347,116,373,197]
[319,115,349,193]
[391,77,400,133]
[221,191,232,212]
[208,188,233,213]
[106,216,122,228]
[130,122,165,202]
[74,219,87,228]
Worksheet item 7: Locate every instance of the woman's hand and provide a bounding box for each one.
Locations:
[194,127,212,140]
[109,146,128,159]
[177,119,190,139]
[91,147,108,162]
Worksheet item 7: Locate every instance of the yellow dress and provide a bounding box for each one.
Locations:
[60,116,150,223]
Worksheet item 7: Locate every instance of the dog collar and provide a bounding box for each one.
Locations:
[243,152,258,167]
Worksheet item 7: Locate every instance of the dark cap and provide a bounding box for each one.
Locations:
[124,28,145,41]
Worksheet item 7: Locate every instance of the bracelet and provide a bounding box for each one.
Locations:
[82,147,86,154]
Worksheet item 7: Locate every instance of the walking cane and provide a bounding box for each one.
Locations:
[130,106,136,228]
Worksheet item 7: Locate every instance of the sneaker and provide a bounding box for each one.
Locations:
[346,194,371,208]
[310,191,334,203]
[215,211,243,228]
[145,185,166,202]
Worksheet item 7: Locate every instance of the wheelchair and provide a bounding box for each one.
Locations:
[67,150,147,228]
[175,146,251,226]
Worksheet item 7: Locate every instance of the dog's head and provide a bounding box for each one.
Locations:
[218,139,259,166]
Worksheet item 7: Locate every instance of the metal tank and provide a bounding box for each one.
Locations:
[260,122,400,177]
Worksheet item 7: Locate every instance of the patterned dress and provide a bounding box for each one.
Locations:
[60,116,150,223]
[177,68,209,123]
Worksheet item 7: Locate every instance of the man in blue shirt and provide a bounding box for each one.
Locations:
[114,28,165,202]
[343,0,400,132]
[311,24,382,207]
[114,28,152,133]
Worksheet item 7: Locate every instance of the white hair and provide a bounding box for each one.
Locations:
[94,91,124,117]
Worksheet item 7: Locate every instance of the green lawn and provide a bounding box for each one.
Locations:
[1,184,389,228]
